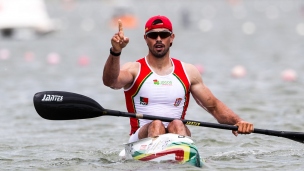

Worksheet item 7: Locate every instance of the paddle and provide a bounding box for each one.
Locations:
[33,91,304,143]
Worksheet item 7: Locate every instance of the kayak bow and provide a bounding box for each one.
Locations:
[120,133,204,168]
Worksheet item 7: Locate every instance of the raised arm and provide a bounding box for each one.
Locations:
[103,19,135,89]
[185,63,253,136]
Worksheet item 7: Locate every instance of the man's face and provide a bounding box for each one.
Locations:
[144,28,174,58]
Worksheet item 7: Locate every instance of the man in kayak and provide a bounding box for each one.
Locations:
[103,15,254,143]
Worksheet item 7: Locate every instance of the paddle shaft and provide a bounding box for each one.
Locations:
[106,109,288,133]
[33,91,304,143]
[105,109,238,130]
[104,109,304,143]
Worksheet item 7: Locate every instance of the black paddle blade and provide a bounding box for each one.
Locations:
[33,91,104,120]
[254,128,304,144]
[279,131,304,143]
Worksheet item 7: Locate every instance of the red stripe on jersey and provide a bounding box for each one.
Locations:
[124,58,152,135]
[172,58,190,119]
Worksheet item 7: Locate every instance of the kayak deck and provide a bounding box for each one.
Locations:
[121,133,203,168]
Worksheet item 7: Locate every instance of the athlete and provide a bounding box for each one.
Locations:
[103,15,254,143]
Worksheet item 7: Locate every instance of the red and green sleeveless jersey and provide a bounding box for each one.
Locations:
[124,57,191,135]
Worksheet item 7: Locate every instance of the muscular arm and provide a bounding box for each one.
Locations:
[103,58,138,89]
[185,63,253,135]
[103,19,136,89]
[191,84,242,125]
[188,65,242,124]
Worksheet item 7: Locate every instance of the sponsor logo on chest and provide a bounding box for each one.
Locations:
[153,79,172,86]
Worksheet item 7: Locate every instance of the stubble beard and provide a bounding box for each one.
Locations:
[149,46,170,58]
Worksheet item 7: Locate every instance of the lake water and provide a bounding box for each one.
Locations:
[1,0,304,170]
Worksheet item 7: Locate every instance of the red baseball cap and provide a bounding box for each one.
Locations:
[145,15,173,33]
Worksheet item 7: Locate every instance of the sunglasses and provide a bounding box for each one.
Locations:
[146,31,172,39]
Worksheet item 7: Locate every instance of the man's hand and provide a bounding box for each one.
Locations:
[232,121,254,136]
[111,19,129,53]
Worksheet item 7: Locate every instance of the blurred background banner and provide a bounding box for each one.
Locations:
[0,0,55,38]
[0,0,304,170]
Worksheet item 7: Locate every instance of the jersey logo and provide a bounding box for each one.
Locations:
[174,98,182,106]
[153,79,172,86]
[153,79,159,85]
[140,97,149,105]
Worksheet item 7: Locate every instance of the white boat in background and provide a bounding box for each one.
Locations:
[0,0,55,38]
[119,133,204,168]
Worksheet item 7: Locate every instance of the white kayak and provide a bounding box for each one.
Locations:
[119,133,203,168]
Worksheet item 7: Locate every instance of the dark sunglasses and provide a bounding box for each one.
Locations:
[146,31,172,39]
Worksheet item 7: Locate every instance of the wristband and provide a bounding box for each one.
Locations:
[110,48,121,56]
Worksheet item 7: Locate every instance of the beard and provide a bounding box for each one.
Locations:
[149,44,170,58]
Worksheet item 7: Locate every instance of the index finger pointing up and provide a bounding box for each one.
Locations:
[118,19,123,32]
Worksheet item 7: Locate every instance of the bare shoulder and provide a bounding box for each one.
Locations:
[121,61,139,69]
[182,62,203,84]
[121,61,140,74]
